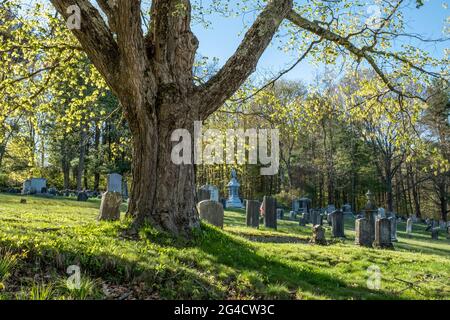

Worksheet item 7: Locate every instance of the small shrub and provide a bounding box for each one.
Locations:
[58,275,100,300]
[29,283,54,300]
[0,251,18,283]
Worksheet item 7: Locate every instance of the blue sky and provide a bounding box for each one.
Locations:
[192,0,449,84]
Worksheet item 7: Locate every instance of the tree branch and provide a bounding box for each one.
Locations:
[287,10,428,101]
[196,0,293,119]
[50,0,120,91]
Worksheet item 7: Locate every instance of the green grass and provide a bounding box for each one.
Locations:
[0,193,449,300]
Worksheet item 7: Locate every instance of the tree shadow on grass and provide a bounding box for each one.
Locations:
[194,224,402,300]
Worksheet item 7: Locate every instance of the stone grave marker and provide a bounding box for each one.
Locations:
[197,189,211,202]
[276,208,284,220]
[246,200,260,228]
[98,192,123,221]
[198,200,224,229]
[77,191,88,202]
[330,210,345,238]
[373,218,393,248]
[406,218,413,237]
[431,227,439,240]
[311,225,326,245]
[263,196,277,229]
[388,212,398,242]
[107,173,122,193]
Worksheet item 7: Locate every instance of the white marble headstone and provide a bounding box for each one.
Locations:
[107,173,122,193]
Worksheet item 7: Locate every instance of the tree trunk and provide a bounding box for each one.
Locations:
[126,106,200,235]
[77,124,86,191]
[93,124,101,192]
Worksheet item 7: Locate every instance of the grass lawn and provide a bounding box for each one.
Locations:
[0,193,449,300]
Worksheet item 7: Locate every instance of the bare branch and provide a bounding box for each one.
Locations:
[50,0,120,91]
[196,0,293,119]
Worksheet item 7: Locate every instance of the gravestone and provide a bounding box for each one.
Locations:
[310,210,322,226]
[77,191,88,202]
[311,225,326,245]
[388,212,398,242]
[197,189,211,202]
[122,178,129,200]
[304,211,310,224]
[198,200,224,229]
[246,200,260,228]
[48,188,57,196]
[263,196,277,229]
[220,198,227,209]
[326,212,332,226]
[330,210,345,238]
[98,192,123,221]
[439,220,447,230]
[355,218,372,247]
[355,191,377,247]
[22,178,47,194]
[107,173,122,193]
[406,218,413,237]
[226,169,243,208]
[276,209,284,220]
[326,204,336,214]
[299,198,312,214]
[289,211,296,220]
[299,214,306,226]
[342,203,352,215]
[431,227,439,240]
[200,184,220,202]
[373,218,393,248]
[378,207,386,218]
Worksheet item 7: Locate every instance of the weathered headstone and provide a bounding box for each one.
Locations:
[299,214,306,226]
[22,178,47,194]
[198,189,211,202]
[289,211,296,220]
[311,225,326,245]
[388,212,398,242]
[431,227,439,240]
[198,200,224,229]
[304,211,310,224]
[378,207,386,218]
[98,192,123,221]
[200,184,220,202]
[355,218,372,247]
[77,191,88,202]
[406,218,413,237]
[122,178,129,200]
[355,191,377,247]
[342,203,352,215]
[330,210,345,238]
[276,208,284,220]
[310,210,322,226]
[373,218,393,248]
[107,173,122,193]
[263,196,277,229]
[246,200,260,228]
[326,204,336,214]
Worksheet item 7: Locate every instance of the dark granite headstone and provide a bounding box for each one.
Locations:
[330,210,345,238]
[246,200,260,228]
[263,196,277,230]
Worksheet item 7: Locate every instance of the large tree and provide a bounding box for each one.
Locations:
[47,0,446,235]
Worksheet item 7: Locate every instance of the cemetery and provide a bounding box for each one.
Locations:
[0,0,449,304]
